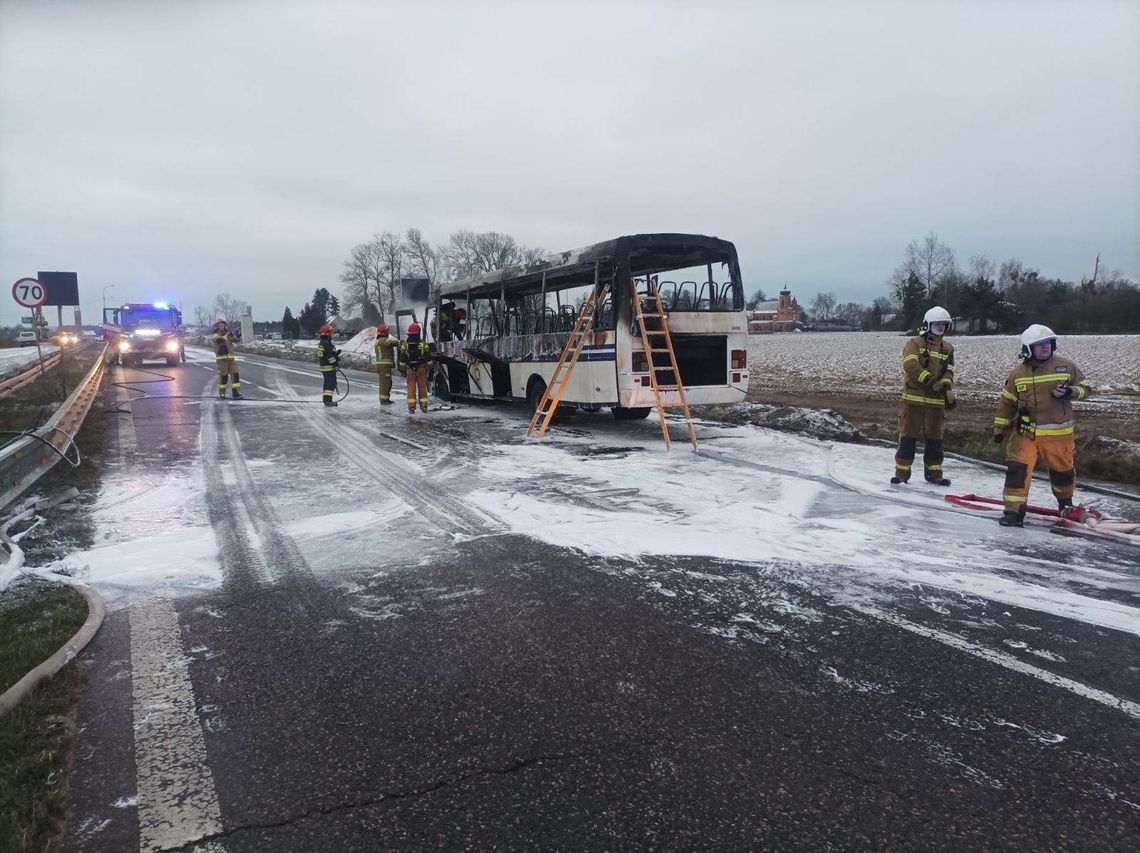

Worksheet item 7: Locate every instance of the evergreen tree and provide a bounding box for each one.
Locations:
[298,301,327,337]
[328,295,340,317]
[282,307,301,339]
[312,288,332,318]
[894,271,927,331]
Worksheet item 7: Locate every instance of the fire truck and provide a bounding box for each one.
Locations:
[102,302,186,367]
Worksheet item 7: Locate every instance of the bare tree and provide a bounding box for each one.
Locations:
[193,305,212,328]
[442,230,544,280]
[903,232,957,296]
[212,293,249,327]
[375,231,407,316]
[810,291,838,319]
[969,253,995,283]
[339,240,385,318]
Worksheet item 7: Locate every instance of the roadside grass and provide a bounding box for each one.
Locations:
[1,347,109,850]
[0,578,87,852]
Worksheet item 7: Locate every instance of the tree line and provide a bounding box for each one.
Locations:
[803,232,1138,334]
[338,227,544,325]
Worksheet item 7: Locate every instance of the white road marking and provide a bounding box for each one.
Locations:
[854,604,1140,720]
[130,594,225,850]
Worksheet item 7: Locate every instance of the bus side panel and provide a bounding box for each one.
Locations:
[510,342,619,405]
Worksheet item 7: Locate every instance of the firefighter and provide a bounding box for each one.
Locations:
[317,324,340,407]
[398,323,431,413]
[211,319,243,399]
[374,323,396,405]
[992,325,1091,527]
[892,306,955,486]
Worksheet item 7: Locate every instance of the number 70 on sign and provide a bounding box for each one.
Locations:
[12,277,47,308]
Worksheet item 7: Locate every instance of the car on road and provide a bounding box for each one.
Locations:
[17,330,38,346]
[53,330,80,347]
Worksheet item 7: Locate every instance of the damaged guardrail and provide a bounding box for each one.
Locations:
[0,344,107,512]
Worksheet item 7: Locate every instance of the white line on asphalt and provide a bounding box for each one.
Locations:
[853,604,1140,720]
[130,594,225,850]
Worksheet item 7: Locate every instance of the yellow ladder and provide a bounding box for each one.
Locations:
[632,279,698,451]
[527,280,610,439]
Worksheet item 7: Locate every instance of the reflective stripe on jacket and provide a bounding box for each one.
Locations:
[374,336,396,366]
[212,331,237,360]
[317,337,338,372]
[900,333,954,406]
[993,354,1089,434]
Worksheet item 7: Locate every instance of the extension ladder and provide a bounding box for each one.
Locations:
[527,281,611,439]
[632,279,698,451]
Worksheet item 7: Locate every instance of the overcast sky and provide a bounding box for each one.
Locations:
[2,0,1137,327]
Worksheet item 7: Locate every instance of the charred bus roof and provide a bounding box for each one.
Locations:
[438,233,740,300]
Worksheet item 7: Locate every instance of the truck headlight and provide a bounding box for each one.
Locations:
[165,341,179,353]
[119,340,131,351]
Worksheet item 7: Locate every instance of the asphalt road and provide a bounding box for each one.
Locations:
[64,347,1139,851]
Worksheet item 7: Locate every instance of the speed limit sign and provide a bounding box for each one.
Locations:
[12,277,47,308]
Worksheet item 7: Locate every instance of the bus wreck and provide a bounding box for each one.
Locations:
[429,233,749,418]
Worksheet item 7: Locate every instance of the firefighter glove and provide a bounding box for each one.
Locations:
[992,432,1005,445]
[1053,383,1072,399]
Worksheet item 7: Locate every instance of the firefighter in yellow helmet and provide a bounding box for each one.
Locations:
[398,323,431,413]
[892,306,955,486]
[211,319,243,399]
[373,323,396,405]
[992,325,1091,527]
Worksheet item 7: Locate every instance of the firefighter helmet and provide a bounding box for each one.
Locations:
[377,323,390,335]
[319,324,333,336]
[920,306,953,334]
[213,318,227,329]
[453,308,467,321]
[407,323,421,335]
[1020,324,1057,359]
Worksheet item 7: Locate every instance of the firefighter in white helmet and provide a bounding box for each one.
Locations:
[892,306,956,486]
[992,325,1091,527]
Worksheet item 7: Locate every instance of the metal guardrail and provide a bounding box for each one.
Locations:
[0,344,107,512]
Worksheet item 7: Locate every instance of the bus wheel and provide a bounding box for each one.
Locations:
[433,371,451,401]
[526,377,547,411]
[612,406,652,420]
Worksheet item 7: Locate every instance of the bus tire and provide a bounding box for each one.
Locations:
[526,376,547,411]
[612,406,652,420]
[433,371,451,401]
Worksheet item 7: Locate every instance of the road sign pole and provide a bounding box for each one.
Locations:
[33,307,46,381]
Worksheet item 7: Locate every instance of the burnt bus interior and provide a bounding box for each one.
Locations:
[433,234,744,400]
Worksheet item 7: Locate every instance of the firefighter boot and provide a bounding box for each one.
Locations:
[231,389,244,400]
[1057,496,1073,512]
[998,508,1026,528]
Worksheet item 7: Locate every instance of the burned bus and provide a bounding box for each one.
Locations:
[429,233,749,418]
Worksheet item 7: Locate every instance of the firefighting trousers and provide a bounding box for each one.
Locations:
[406,365,429,411]
[1003,432,1076,512]
[322,369,337,402]
[894,402,945,483]
[215,359,240,397]
[376,365,393,402]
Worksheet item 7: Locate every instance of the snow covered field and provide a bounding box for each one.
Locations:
[748,332,1140,397]
[0,344,58,378]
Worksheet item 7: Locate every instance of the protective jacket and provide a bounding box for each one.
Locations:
[398,338,431,370]
[993,354,1090,437]
[374,336,397,366]
[212,331,238,360]
[900,333,954,407]
[317,336,339,372]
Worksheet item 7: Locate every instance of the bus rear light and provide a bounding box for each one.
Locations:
[731,349,747,369]
[733,372,741,383]
[632,351,648,373]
